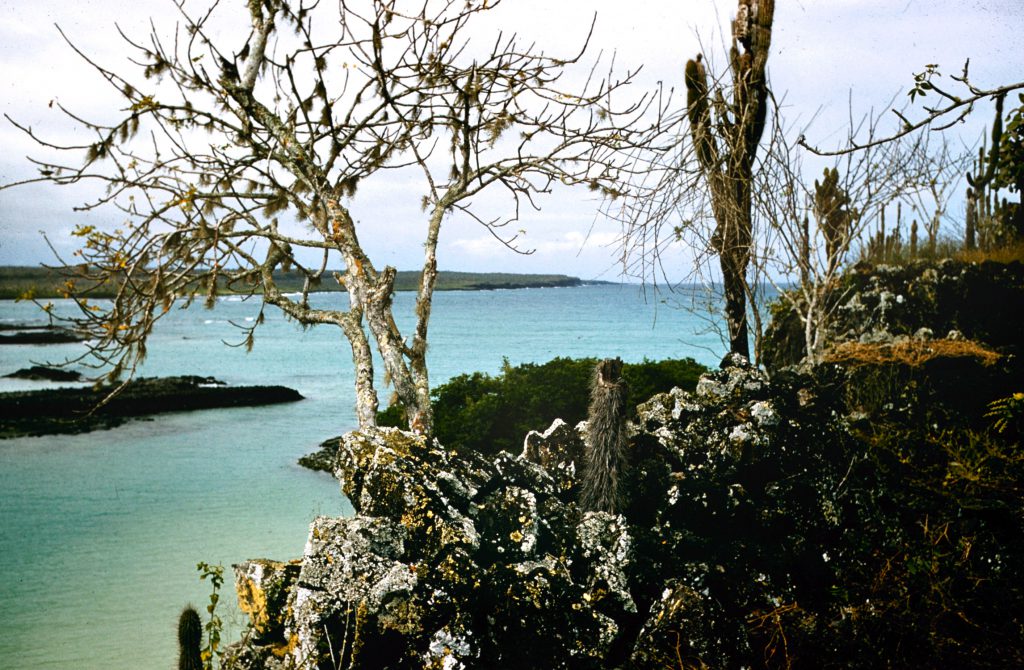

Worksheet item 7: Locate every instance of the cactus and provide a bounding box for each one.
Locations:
[178,606,204,670]
[813,167,857,272]
[580,358,629,514]
[965,93,1016,250]
[683,0,775,359]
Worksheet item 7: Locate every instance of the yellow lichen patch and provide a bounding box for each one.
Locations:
[379,596,423,636]
[236,577,270,634]
[271,634,299,658]
[350,600,369,663]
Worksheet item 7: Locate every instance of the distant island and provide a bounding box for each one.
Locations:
[0,266,613,300]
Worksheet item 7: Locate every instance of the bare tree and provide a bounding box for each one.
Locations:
[756,111,969,365]
[3,0,653,433]
[799,60,1024,157]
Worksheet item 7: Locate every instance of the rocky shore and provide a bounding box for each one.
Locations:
[0,376,303,438]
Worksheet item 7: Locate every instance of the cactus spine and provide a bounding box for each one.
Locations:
[178,605,204,670]
[683,0,775,359]
[580,358,629,514]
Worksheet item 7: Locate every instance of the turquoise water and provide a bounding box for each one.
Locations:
[0,285,723,669]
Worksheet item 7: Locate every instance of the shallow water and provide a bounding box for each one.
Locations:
[0,285,723,668]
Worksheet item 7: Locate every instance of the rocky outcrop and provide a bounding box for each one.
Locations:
[0,376,303,438]
[764,259,1024,369]
[230,426,645,669]
[225,263,1024,669]
[222,355,860,668]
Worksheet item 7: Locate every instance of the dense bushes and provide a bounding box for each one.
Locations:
[379,356,706,456]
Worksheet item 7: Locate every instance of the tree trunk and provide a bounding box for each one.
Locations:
[338,313,379,430]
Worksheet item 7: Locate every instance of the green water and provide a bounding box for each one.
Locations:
[0,286,722,668]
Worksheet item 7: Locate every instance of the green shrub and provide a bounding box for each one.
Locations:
[379,357,707,456]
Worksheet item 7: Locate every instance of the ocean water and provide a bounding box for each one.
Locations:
[0,285,724,669]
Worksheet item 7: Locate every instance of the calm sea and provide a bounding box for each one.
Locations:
[0,285,724,669]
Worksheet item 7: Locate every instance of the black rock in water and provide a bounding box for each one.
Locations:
[4,365,83,382]
[0,325,85,345]
[0,375,303,438]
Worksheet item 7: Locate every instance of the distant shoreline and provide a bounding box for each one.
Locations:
[0,266,619,300]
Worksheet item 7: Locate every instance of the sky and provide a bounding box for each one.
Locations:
[1,0,1022,282]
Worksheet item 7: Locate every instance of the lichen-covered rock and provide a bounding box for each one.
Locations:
[764,260,1024,369]
[234,559,301,643]
[227,350,855,667]
[521,418,585,497]
[229,424,654,669]
[227,260,1024,668]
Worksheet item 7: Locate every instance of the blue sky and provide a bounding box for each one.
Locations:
[1,0,1022,281]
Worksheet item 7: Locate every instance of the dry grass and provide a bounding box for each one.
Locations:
[955,241,1024,265]
[824,338,1002,368]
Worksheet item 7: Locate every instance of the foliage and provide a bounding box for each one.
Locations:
[379,356,707,456]
[838,414,1024,667]
[196,562,225,670]
[986,391,1024,438]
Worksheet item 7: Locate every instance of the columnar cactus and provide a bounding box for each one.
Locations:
[580,358,629,513]
[178,606,204,670]
[683,0,775,359]
[813,166,857,272]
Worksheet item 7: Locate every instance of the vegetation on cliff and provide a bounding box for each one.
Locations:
[378,357,707,457]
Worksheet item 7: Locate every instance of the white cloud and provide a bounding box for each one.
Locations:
[2,0,1022,281]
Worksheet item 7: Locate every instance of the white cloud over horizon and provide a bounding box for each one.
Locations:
[1,0,1022,282]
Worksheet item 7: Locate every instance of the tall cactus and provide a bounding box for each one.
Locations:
[966,93,1006,250]
[580,358,628,514]
[178,606,204,670]
[684,0,775,359]
[813,167,857,272]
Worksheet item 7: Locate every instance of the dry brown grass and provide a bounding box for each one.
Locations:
[824,338,1002,368]
[955,241,1024,265]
